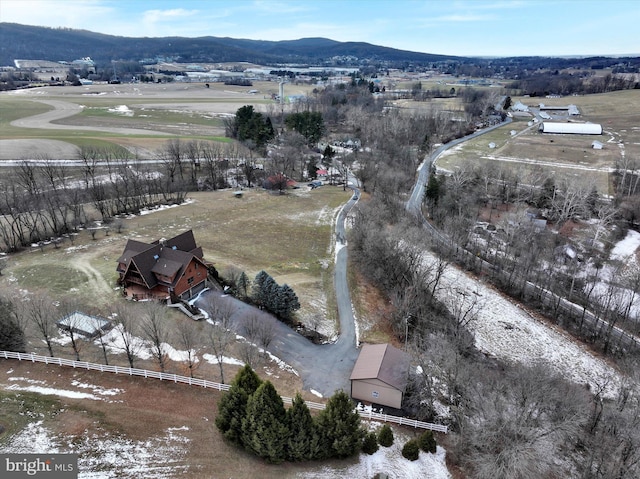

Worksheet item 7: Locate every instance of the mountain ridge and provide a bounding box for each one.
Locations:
[0,23,461,66]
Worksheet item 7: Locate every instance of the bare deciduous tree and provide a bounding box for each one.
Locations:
[23,292,57,357]
[206,297,236,383]
[139,301,170,372]
[175,318,201,378]
[111,301,143,368]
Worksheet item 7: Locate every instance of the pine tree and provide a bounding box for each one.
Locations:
[278,284,300,319]
[362,431,379,455]
[252,270,271,308]
[378,424,394,447]
[0,297,25,352]
[418,430,437,453]
[215,386,248,445]
[286,393,315,461]
[262,275,278,313]
[214,365,262,445]
[314,390,364,459]
[242,381,288,463]
[402,439,420,461]
[237,271,250,299]
[234,364,262,395]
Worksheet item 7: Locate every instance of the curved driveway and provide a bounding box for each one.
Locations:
[197,187,360,397]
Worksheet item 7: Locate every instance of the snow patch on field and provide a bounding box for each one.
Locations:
[5,384,102,400]
[4,421,190,478]
[202,354,244,366]
[4,377,123,401]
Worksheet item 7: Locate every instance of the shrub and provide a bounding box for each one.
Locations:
[377,424,394,447]
[402,439,420,461]
[362,431,379,455]
[418,430,437,453]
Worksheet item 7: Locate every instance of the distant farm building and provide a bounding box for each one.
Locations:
[539,103,580,115]
[592,140,604,149]
[350,343,410,409]
[511,101,529,112]
[57,311,112,339]
[116,230,211,301]
[540,122,603,135]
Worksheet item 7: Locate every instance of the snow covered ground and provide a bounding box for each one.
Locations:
[3,421,190,479]
[299,421,450,479]
[427,251,623,397]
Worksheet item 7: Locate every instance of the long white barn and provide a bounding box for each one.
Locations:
[540,122,602,135]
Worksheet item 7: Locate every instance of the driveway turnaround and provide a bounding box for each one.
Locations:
[197,187,361,397]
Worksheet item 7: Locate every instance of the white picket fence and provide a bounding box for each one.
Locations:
[1,350,447,433]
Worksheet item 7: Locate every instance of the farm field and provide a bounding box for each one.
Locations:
[435,89,640,196]
[0,80,315,160]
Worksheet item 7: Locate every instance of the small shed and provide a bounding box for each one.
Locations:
[350,343,410,409]
[57,311,112,339]
[592,140,603,150]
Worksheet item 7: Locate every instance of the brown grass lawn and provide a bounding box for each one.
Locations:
[0,360,360,478]
[435,89,640,196]
[0,185,362,476]
[2,187,350,317]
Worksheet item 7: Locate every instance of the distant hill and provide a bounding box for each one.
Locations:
[0,23,461,66]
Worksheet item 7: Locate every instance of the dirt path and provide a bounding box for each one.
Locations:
[72,254,113,298]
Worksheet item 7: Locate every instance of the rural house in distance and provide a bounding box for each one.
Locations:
[116,230,211,301]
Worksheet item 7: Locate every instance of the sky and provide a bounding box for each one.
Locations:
[1,0,639,58]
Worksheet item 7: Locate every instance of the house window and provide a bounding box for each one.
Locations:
[188,277,194,285]
[372,391,379,399]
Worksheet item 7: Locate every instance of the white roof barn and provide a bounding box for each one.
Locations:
[540,122,602,135]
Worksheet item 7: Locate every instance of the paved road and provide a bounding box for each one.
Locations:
[196,186,361,397]
[406,118,640,352]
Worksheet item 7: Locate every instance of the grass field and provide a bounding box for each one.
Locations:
[435,89,640,195]
[2,186,350,323]
[0,80,314,158]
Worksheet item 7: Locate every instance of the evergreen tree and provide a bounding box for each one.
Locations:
[402,439,420,461]
[425,173,441,208]
[231,105,275,148]
[215,385,249,445]
[314,390,364,459]
[417,430,437,453]
[277,284,300,319]
[242,381,288,463]
[286,393,315,461]
[362,431,379,455]
[215,365,262,445]
[252,270,271,308]
[237,271,250,299]
[285,111,325,146]
[0,296,25,352]
[378,424,394,447]
[263,275,279,313]
[234,364,262,395]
